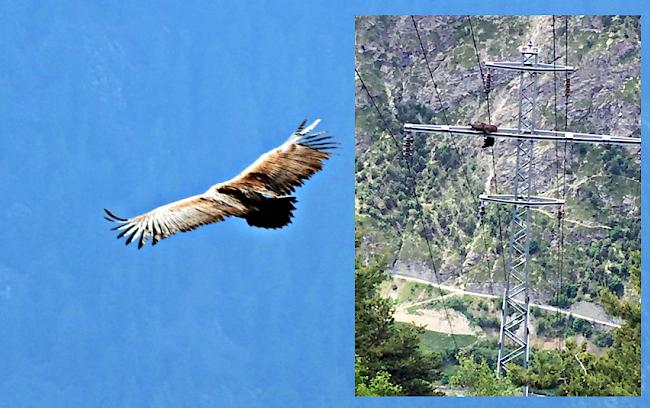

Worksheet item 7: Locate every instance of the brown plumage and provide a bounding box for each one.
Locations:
[470,122,498,133]
[104,119,335,248]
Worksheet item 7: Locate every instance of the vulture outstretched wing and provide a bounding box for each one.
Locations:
[104,194,246,249]
[105,119,335,248]
[212,119,336,197]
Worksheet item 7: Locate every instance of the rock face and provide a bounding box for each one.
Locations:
[355,16,640,305]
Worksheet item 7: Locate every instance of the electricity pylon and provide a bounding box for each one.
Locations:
[404,41,640,396]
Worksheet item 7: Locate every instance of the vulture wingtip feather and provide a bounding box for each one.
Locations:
[104,208,128,222]
[296,119,307,133]
[301,118,321,135]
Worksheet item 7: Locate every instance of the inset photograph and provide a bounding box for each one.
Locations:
[355,15,640,396]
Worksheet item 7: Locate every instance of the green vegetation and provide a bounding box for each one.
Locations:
[449,255,639,396]
[357,247,640,396]
[513,252,640,396]
[535,313,595,339]
[355,355,403,396]
[617,76,640,104]
[450,356,519,396]
[393,281,439,303]
[461,338,500,369]
[593,329,614,348]
[410,324,476,354]
[423,295,501,331]
[355,253,445,395]
[450,44,476,69]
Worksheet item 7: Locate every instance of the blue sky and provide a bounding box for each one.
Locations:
[0,0,648,407]
[0,1,352,407]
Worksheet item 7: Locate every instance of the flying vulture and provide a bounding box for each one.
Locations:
[104,119,335,248]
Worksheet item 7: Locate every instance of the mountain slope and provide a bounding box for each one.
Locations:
[355,15,640,314]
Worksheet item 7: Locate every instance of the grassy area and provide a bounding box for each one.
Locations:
[395,281,432,303]
[530,387,562,397]
[382,278,449,305]
[419,295,502,332]
[401,323,479,386]
[450,43,476,69]
[414,325,478,353]
[398,235,433,264]
[617,76,640,104]
[440,364,460,384]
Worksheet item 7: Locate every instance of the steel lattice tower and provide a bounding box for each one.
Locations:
[403,40,639,396]
[495,42,540,384]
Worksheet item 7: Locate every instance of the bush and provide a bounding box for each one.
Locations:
[474,314,500,329]
[445,297,469,314]
[594,330,614,347]
[607,275,624,297]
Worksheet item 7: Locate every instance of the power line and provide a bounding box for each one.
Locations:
[411,15,501,295]
[553,16,560,190]
[410,16,449,124]
[557,15,572,350]
[410,15,503,295]
[563,15,571,198]
[551,15,564,350]
[465,15,498,295]
[467,16,492,123]
[486,137,508,296]
[355,66,460,351]
[564,16,570,134]
[410,16,480,210]
[465,15,509,298]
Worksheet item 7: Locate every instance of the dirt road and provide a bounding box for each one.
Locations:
[392,274,621,328]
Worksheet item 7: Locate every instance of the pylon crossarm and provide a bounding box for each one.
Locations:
[479,194,565,206]
[485,61,574,72]
[403,124,641,145]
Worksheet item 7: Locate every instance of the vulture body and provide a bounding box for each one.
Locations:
[470,122,498,133]
[104,119,335,248]
[469,122,497,148]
